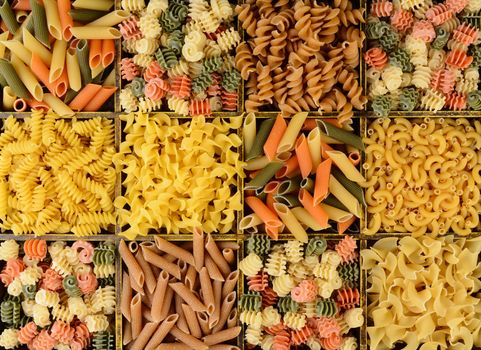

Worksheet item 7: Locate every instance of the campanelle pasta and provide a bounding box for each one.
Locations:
[363,117,481,236]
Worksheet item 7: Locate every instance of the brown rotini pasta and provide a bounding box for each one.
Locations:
[235,0,367,124]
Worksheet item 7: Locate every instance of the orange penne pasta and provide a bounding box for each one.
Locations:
[68,83,103,111]
[349,151,361,166]
[26,99,49,111]
[266,225,279,240]
[101,39,115,67]
[57,0,73,41]
[30,53,57,94]
[245,196,282,228]
[266,193,275,212]
[321,142,334,160]
[302,119,317,131]
[89,39,102,69]
[53,66,69,97]
[263,113,287,161]
[12,0,31,10]
[338,216,356,234]
[298,189,329,228]
[314,159,332,205]
[0,21,7,33]
[295,134,313,179]
[324,118,341,128]
[83,86,117,111]
[263,181,280,194]
[13,98,27,111]
[275,154,298,179]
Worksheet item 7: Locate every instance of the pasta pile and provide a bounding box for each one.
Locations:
[0,0,120,115]
[0,239,115,350]
[120,235,240,350]
[363,117,481,236]
[239,236,362,350]
[113,112,245,238]
[242,113,364,239]
[235,0,366,124]
[0,112,116,236]
[119,0,242,115]
[366,0,481,115]
[363,235,481,349]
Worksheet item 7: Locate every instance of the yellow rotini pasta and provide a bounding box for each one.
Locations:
[113,112,245,238]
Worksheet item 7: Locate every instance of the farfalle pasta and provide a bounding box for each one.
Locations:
[366,0,481,114]
[363,117,481,236]
[239,236,361,349]
[236,0,366,124]
[0,239,115,350]
[119,0,241,115]
[113,112,245,238]
[363,235,481,349]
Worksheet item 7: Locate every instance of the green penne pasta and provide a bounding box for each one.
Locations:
[331,167,365,205]
[0,74,7,88]
[24,15,34,35]
[0,59,30,98]
[274,194,301,207]
[246,118,275,161]
[323,194,350,212]
[70,9,108,22]
[254,187,267,202]
[30,0,50,48]
[0,0,19,34]
[245,161,283,190]
[76,39,92,85]
[300,178,314,192]
[277,177,301,195]
[317,120,364,151]
[63,89,79,105]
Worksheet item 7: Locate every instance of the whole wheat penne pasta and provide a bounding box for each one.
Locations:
[72,0,114,11]
[184,265,197,290]
[68,83,102,111]
[170,326,209,350]
[119,240,145,289]
[156,344,192,350]
[212,291,236,333]
[123,319,132,346]
[101,38,114,67]
[88,39,102,68]
[44,0,62,39]
[274,203,308,242]
[326,150,366,183]
[243,112,256,155]
[2,86,15,110]
[295,134,313,179]
[210,280,222,329]
[159,284,175,322]
[199,267,215,315]
[127,240,137,252]
[130,293,142,339]
[154,236,195,266]
[263,113,287,161]
[11,54,43,101]
[130,321,159,350]
[197,311,210,335]
[177,259,188,279]
[58,0,73,40]
[175,292,190,334]
[86,9,129,26]
[130,271,145,296]
[221,271,238,300]
[70,26,121,39]
[142,306,153,321]
[151,270,169,322]
[277,112,308,153]
[193,227,204,272]
[205,234,231,277]
[169,282,208,313]
[66,47,82,91]
[181,304,202,338]
[22,28,52,66]
[140,241,161,254]
[217,242,240,250]
[142,245,181,279]
[135,250,156,294]
[43,93,74,116]
[203,326,241,345]
[13,98,27,111]
[121,271,132,322]
[205,255,225,282]
[145,313,179,350]
[226,309,237,329]
[222,248,235,265]
[239,213,263,230]
[49,40,67,83]
[163,253,177,263]
[210,346,240,350]
[0,40,32,64]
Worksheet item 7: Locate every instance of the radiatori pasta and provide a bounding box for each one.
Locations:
[0,239,115,350]
[363,117,481,236]
[362,235,481,350]
[239,235,361,349]
[113,112,245,238]
[0,112,115,236]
